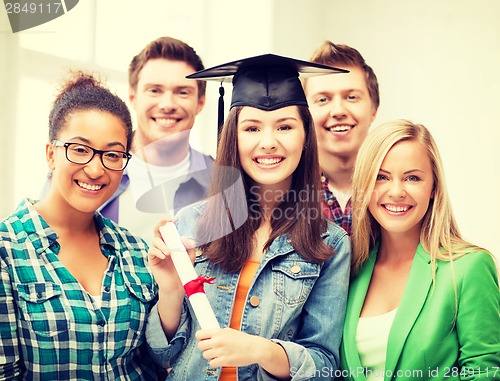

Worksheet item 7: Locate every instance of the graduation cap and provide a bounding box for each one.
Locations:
[186,53,348,140]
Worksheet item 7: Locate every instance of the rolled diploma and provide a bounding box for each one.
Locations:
[159,222,220,330]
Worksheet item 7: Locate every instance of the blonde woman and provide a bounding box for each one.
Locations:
[339,120,499,380]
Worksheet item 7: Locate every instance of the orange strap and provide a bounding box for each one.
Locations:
[219,260,260,381]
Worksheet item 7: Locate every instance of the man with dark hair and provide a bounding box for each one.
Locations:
[100,37,213,242]
[303,41,380,235]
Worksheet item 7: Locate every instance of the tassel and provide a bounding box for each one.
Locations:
[217,83,225,143]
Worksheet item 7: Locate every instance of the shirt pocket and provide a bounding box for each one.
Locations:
[16,282,70,337]
[124,280,156,339]
[271,259,320,306]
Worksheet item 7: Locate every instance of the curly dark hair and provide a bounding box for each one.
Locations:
[48,71,133,150]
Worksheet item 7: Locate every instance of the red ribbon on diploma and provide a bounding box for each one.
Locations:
[183,276,216,297]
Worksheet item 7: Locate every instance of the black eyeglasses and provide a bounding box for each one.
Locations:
[52,140,131,171]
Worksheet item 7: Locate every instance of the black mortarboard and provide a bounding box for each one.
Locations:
[186,53,348,139]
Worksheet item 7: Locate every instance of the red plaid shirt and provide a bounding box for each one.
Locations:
[321,173,352,235]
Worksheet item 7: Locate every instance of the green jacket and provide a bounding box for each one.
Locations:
[339,243,500,381]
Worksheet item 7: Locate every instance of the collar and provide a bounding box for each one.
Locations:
[13,199,58,256]
[342,240,433,377]
[192,206,331,265]
[99,147,213,214]
[266,228,330,259]
[185,146,213,188]
[320,172,329,189]
[17,199,122,256]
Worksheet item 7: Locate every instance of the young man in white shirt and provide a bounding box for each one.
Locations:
[100,37,213,242]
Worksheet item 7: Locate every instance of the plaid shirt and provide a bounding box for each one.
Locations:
[0,199,158,380]
[321,174,352,235]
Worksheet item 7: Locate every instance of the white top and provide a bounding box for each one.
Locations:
[118,152,190,244]
[127,151,190,210]
[356,308,398,381]
[91,294,102,309]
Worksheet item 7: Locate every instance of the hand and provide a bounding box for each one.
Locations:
[149,222,198,338]
[196,328,266,368]
[196,328,291,378]
[148,221,196,294]
[152,218,171,240]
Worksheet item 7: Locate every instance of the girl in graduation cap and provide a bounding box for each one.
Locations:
[146,54,352,381]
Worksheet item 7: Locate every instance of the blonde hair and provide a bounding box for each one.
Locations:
[351,120,486,275]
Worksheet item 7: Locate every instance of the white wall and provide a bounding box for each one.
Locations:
[1,0,498,258]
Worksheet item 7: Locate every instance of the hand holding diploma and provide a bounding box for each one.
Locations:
[150,221,220,331]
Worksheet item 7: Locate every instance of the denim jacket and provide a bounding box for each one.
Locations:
[146,202,351,381]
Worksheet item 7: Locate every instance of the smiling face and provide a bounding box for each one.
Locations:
[237,106,306,192]
[305,66,377,162]
[46,109,128,214]
[368,140,435,240]
[129,58,205,150]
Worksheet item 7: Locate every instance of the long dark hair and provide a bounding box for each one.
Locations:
[197,105,333,273]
